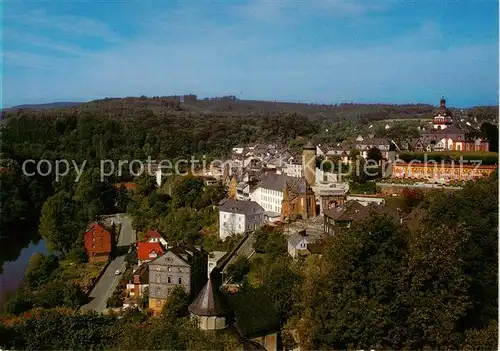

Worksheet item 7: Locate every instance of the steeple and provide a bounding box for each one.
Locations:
[440,97,446,108]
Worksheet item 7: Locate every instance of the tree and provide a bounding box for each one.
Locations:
[39,191,83,254]
[159,207,201,244]
[115,184,131,213]
[161,285,189,319]
[135,172,157,195]
[25,253,59,288]
[74,168,117,220]
[461,320,498,351]
[253,226,287,255]
[264,260,301,326]
[171,176,205,209]
[480,122,498,152]
[366,146,382,163]
[227,256,250,282]
[311,214,408,349]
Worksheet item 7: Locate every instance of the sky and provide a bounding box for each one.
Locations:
[1,0,499,108]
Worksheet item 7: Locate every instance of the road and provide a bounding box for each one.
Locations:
[80,214,136,313]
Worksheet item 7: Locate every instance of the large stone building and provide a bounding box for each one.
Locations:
[218,199,264,240]
[148,247,206,313]
[392,162,496,182]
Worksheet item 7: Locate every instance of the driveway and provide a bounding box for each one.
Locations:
[80,214,135,313]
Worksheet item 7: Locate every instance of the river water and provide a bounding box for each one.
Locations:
[0,230,47,306]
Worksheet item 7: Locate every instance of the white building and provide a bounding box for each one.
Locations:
[250,173,301,214]
[284,162,303,178]
[218,199,264,240]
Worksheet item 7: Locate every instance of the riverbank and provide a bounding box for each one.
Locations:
[0,232,47,306]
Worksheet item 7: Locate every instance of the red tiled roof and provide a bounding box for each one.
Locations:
[84,223,112,254]
[145,229,161,239]
[137,241,165,261]
[114,182,137,190]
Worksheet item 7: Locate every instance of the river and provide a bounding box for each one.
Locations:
[0,228,47,306]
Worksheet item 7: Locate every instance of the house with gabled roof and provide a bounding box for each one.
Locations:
[219,199,264,240]
[148,246,207,314]
[144,229,168,248]
[137,241,165,266]
[84,223,112,263]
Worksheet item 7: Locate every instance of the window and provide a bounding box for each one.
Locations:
[178,277,182,284]
[167,267,171,272]
[155,274,161,283]
[156,299,161,307]
[155,287,160,295]
[167,276,171,284]
[178,268,183,272]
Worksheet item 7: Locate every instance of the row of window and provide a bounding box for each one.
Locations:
[154,275,183,284]
[262,188,281,196]
[261,195,281,204]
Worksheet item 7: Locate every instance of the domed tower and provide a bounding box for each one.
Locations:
[302,141,316,186]
[188,276,228,330]
[433,97,453,130]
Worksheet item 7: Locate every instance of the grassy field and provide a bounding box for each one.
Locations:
[57,259,107,293]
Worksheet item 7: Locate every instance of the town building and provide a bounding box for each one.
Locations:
[137,241,165,266]
[148,247,203,313]
[84,223,112,263]
[126,263,149,303]
[144,229,168,248]
[188,276,228,330]
[354,135,392,160]
[287,230,325,259]
[419,98,489,151]
[323,200,400,235]
[391,162,496,182]
[219,199,264,240]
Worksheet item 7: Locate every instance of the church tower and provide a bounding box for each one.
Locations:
[302,141,316,187]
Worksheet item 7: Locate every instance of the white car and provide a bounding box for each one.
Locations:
[114,269,121,275]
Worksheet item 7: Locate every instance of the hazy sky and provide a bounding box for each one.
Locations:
[2,0,499,108]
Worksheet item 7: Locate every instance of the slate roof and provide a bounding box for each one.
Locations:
[219,199,264,215]
[303,141,315,150]
[258,173,309,193]
[323,200,372,221]
[188,278,228,317]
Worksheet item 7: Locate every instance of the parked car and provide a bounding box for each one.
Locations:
[115,269,121,275]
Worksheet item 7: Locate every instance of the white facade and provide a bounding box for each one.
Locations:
[285,163,303,178]
[219,211,264,240]
[287,237,309,259]
[251,187,283,213]
[145,236,169,249]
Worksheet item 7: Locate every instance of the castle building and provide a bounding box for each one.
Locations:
[420,98,489,152]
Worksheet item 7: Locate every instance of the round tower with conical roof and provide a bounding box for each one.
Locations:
[302,141,316,186]
[188,277,228,330]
